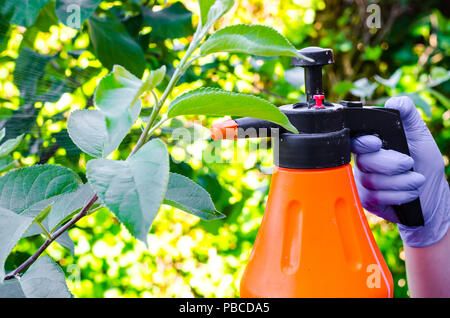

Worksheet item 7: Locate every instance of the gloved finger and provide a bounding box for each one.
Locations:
[364,188,420,206]
[385,96,428,138]
[354,176,400,223]
[358,170,425,191]
[351,135,382,154]
[356,149,414,175]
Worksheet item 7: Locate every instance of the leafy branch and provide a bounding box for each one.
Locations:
[1,0,311,296]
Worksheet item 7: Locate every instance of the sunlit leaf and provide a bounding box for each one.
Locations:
[0,165,82,214]
[164,173,224,220]
[167,87,298,133]
[201,24,309,59]
[86,139,170,244]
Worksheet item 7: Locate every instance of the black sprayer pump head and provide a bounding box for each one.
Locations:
[292,47,334,106]
[211,46,424,227]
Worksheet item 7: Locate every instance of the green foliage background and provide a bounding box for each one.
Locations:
[1,0,449,298]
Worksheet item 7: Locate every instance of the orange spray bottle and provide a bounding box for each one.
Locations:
[211,47,424,298]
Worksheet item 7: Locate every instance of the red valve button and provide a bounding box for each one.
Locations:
[313,94,325,108]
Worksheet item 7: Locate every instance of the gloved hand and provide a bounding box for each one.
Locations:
[352,96,450,247]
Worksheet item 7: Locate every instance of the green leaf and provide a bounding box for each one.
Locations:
[167,87,298,133]
[69,65,165,157]
[0,157,16,173]
[140,65,166,93]
[164,173,224,220]
[95,65,143,155]
[0,165,82,214]
[55,232,75,255]
[88,14,146,77]
[34,203,52,224]
[0,279,26,298]
[86,139,170,243]
[199,0,216,26]
[0,256,71,298]
[143,2,194,40]
[201,0,234,29]
[1,0,51,27]
[55,0,101,29]
[200,24,309,60]
[0,134,23,157]
[0,128,5,142]
[0,207,33,280]
[47,183,96,231]
[67,109,107,158]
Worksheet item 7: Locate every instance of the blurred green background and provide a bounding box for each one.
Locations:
[1,0,449,298]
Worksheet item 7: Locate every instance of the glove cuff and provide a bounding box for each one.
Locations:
[398,181,450,247]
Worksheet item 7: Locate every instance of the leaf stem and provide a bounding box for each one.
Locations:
[4,194,99,280]
[36,221,53,240]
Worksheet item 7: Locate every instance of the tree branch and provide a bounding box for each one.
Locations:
[4,194,99,280]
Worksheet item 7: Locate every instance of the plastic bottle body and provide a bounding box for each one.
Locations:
[240,164,393,298]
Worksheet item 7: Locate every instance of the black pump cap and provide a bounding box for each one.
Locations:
[291,47,334,106]
[292,47,334,67]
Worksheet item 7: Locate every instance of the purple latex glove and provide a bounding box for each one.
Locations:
[352,96,450,247]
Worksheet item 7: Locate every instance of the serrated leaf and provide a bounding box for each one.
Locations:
[167,87,298,133]
[0,165,82,214]
[164,173,224,220]
[55,0,101,29]
[88,14,146,77]
[200,24,306,59]
[1,256,71,298]
[0,134,23,157]
[143,2,194,40]
[86,139,169,244]
[0,207,33,280]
